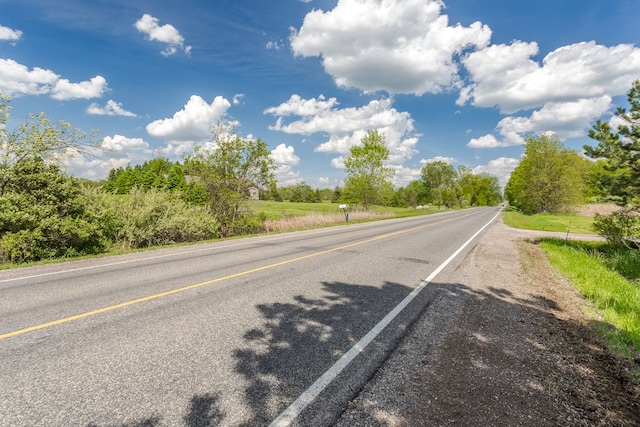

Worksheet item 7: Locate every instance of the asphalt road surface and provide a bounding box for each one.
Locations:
[0,207,500,426]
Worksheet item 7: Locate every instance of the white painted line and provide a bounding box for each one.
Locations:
[269,207,502,426]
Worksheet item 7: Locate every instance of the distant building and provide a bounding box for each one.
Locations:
[249,187,259,200]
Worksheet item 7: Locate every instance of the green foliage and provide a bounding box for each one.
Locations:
[592,205,640,248]
[506,134,587,214]
[585,80,640,205]
[0,158,104,263]
[420,161,457,208]
[540,239,640,355]
[584,81,640,243]
[1,100,98,197]
[343,130,395,210]
[185,125,275,237]
[90,187,219,249]
[102,158,187,194]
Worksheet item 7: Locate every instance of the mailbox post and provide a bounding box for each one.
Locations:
[339,204,348,222]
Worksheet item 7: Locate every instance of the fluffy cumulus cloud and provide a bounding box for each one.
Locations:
[134,14,191,56]
[290,0,491,95]
[0,24,22,42]
[87,99,137,117]
[0,58,107,100]
[146,95,231,142]
[271,143,302,183]
[265,95,418,168]
[460,41,640,148]
[101,135,150,152]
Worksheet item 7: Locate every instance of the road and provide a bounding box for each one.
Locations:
[0,207,500,426]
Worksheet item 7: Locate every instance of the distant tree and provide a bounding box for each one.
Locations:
[331,186,342,203]
[421,161,457,209]
[184,125,275,237]
[343,130,395,210]
[506,134,586,214]
[584,80,640,205]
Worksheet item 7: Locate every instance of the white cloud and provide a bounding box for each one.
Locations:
[0,58,59,97]
[266,40,283,50]
[271,143,300,165]
[232,93,244,105]
[134,14,191,56]
[459,40,640,148]
[0,25,22,42]
[87,99,137,117]
[467,134,504,149]
[290,0,491,94]
[0,58,107,100]
[266,95,419,175]
[64,135,152,179]
[468,95,613,148]
[422,156,457,164]
[101,135,150,152]
[146,95,231,142]
[271,143,302,184]
[459,41,640,114]
[472,157,520,188]
[51,75,107,100]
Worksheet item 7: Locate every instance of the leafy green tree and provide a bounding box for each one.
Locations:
[343,130,395,210]
[0,95,103,263]
[585,80,640,204]
[506,134,586,214]
[421,161,457,209]
[185,125,275,237]
[0,96,97,196]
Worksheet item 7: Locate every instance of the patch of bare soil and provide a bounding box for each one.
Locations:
[335,220,640,426]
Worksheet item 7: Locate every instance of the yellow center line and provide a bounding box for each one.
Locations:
[1,212,476,340]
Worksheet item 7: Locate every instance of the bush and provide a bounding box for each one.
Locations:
[94,187,220,249]
[593,205,640,248]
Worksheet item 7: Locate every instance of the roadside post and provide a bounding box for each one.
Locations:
[339,204,348,222]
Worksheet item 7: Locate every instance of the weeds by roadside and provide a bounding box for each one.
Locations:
[539,238,640,358]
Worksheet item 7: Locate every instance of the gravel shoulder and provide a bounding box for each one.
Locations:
[335,217,640,426]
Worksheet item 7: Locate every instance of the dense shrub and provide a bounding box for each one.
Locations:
[593,205,640,248]
[91,187,220,249]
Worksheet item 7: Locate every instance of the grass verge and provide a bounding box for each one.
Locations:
[503,211,595,234]
[538,238,640,357]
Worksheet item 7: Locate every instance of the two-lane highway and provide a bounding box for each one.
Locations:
[0,207,501,426]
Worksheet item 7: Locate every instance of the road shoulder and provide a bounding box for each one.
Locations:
[335,218,640,426]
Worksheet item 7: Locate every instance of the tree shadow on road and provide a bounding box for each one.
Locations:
[233,280,416,426]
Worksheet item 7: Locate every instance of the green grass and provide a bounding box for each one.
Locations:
[539,238,640,356]
[503,211,595,234]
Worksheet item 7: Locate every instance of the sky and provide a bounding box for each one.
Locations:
[0,0,639,189]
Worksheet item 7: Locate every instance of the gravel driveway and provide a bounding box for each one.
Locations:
[334,217,639,426]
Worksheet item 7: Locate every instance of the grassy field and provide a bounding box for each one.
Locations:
[245,200,439,220]
[502,210,595,234]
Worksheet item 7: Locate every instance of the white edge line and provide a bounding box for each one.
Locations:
[269,207,503,427]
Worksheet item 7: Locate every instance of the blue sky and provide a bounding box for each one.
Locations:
[1,0,638,189]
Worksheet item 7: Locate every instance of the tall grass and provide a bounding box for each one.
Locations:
[262,211,386,232]
[539,238,640,356]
